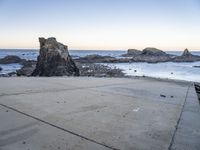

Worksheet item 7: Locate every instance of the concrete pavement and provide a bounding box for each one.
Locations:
[0,77,199,150]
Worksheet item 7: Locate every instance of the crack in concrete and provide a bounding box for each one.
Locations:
[0,103,119,150]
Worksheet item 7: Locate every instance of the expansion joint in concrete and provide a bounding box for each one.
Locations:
[0,103,120,150]
[168,84,191,150]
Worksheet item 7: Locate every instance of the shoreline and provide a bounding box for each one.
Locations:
[0,62,199,84]
[0,73,195,84]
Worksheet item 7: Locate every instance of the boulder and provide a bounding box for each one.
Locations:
[17,60,37,76]
[0,55,25,64]
[122,49,142,57]
[142,47,168,56]
[32,37,79,76]
[173,49,200,62]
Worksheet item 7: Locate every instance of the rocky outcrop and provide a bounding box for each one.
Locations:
[32,37,79,76]
[141,47,168,56]
[122,49,142,57]
[121,47,172,63]
[75,55,134,63]
[17,60,37,76]
[0,55,26,64]
[173,49,200,62]
[75,55,119,63]
[182,48,192,57]
[0,67,2,71]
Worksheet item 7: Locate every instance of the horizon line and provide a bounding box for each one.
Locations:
[0,48,200,51]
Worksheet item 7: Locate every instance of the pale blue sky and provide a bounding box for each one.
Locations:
[0,0,200,50]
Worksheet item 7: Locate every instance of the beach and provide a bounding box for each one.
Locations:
[0,77,199,150]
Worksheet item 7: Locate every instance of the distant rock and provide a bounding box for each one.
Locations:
[173,49,200,62]
[0,67,2,71]
[75,55,119,63]
[32,37,79,76]
[182,48,192,57]
[76,48,172,63]
[142,47,168,56]
[132,47,171,63]
[0,55,26,64]
[122,49,142,57]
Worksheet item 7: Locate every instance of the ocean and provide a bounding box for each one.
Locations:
[0,49,200,82]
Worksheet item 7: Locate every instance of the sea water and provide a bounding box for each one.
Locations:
[0,49,200,82]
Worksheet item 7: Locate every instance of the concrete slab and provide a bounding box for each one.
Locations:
[0,105,110,150]
[0,77,199,150]
[171,85,200,150]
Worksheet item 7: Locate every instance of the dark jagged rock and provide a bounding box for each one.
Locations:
[17,60,37,76]
[182,48,192,57]
[122,49,142,57]
[0,67,2,71]
[173,49,200,62]
[0,55,26,64]
[32,37,79,76]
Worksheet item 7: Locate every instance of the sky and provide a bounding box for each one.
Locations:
[0,0,200,50]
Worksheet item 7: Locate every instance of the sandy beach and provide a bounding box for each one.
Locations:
[0,77,199,150]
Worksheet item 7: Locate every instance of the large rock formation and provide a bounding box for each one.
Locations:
[173,49,200,62]
[32,37,79,76]
[122,47,172,63]
[0,55,26,64]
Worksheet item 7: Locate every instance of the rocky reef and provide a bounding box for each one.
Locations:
[32,37,79,76]
[76,47,172,63]
[122,49,142,57]
[173,49,200,62]
[0,55,26,64]
[121,48,200,63]
[16,60,124,77]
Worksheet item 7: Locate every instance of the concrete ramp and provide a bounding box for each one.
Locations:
[0,77,199,150]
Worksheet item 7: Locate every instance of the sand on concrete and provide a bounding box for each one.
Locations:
[0,77,199,150]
